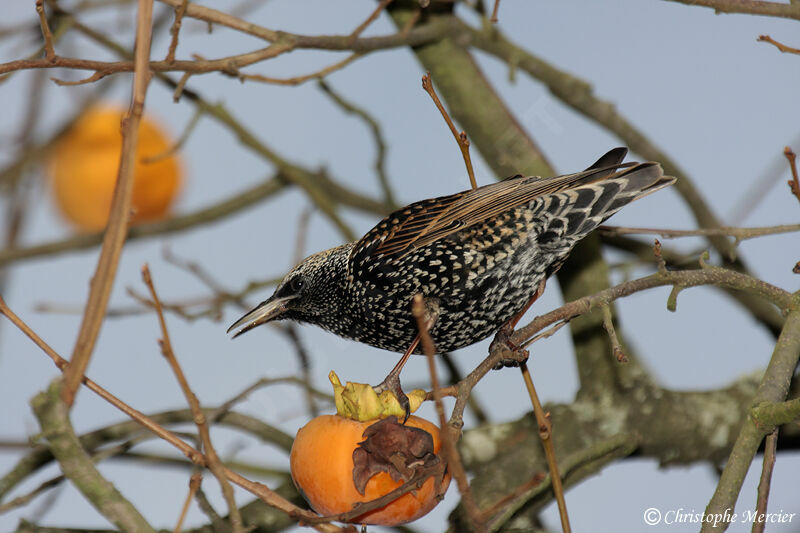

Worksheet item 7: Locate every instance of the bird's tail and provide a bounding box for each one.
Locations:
[536,161,676,252]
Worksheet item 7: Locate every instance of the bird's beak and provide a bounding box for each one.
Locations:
[227,295,297,338]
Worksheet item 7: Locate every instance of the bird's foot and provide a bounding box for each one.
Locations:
[489,326,529,370]
[374,372,410,423]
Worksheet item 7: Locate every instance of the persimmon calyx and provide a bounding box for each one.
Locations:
[329,371,426,421]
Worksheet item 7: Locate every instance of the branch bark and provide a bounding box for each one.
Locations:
[702,302,800,532]
[31,379,156,532]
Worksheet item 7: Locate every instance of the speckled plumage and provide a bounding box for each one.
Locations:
[229,148,675,354]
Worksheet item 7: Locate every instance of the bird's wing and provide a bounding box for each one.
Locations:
[351,148,634,263]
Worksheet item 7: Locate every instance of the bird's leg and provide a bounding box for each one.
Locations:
[375,299,440,423]
[374,334,420,423]
[490,279,547,369]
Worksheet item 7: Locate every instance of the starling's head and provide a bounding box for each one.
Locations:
[227,243,353,338]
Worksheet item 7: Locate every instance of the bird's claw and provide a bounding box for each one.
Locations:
[374,372,411,423]
[490,326,529,370]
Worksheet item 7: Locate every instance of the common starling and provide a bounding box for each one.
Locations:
[229,148,674,361]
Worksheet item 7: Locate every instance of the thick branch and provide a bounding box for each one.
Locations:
[702,304,800,532]
[31,379,156,532]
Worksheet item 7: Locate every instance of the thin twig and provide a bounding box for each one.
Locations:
[240,53,361,86]
[758,34,800,55]
[663,0,800,21]
[490,0,501,22]
[412,294,485,533]
[784,146,800,204]
[0,474,64,514]
[293,207,314,266]
[318,80,396,206]
[141,264,244,533]
[174,472,202,533]
[399,6,421,37]
[600,305,626,363]
[421,72,478,190]
[653,239,667,274]
[61,0,155,407]
[349,0,393,42]
[157,0,445,47]
[172,72,192,101]
[519,320,570,349]
[752,430,778,533]
[0,296,204,463]
[208,376,332,425]
[142,107,202,162]
[50,69,112,86]
[35,0,56,61]
[597,223,800,241]
[439,352,489,424]
[519,363,571,533]
[165,0,189,63]
[0,12,449,79]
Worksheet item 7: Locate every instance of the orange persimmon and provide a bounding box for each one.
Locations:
[48,106,182,230]
[290,414,451,525]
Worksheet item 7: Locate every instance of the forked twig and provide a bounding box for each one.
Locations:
[421,72,478,190]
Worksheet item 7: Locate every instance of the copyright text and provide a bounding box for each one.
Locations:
[643,507,796,527]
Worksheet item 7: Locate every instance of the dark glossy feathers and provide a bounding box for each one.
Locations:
[229,148,675,354]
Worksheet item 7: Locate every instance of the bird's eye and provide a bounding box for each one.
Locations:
[289,276,305,293]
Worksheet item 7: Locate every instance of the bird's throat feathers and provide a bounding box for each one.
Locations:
[283,242,354,331]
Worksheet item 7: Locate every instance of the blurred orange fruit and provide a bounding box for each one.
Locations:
[48,106,183,230]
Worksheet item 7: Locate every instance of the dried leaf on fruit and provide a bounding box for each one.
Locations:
[352,416,443,495]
